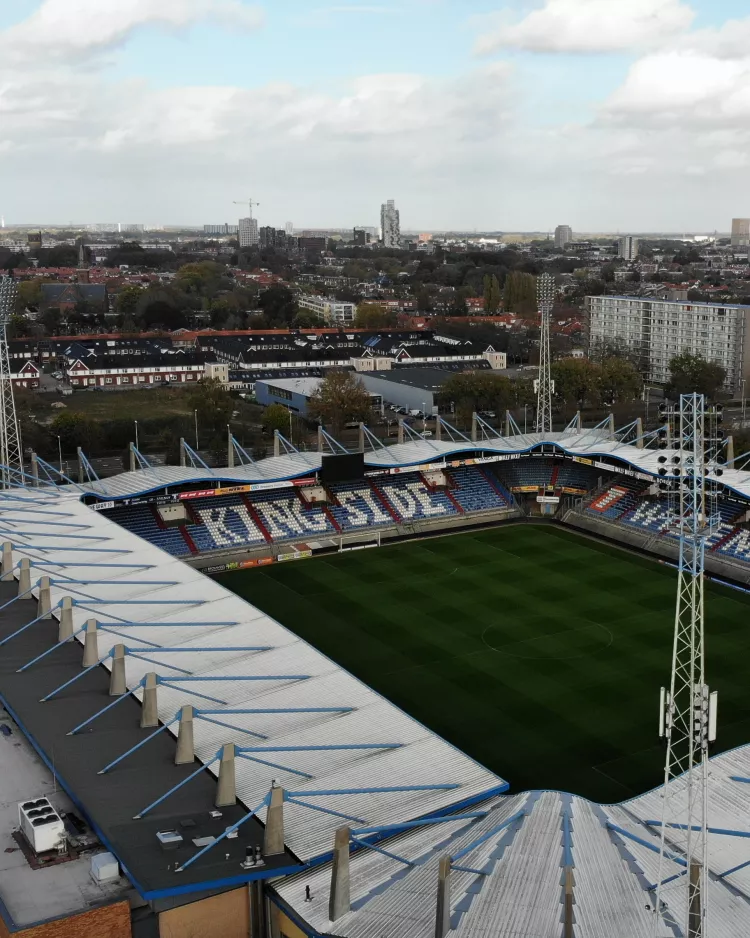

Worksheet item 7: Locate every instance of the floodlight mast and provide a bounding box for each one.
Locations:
[655,393,721,938]
[535,274,555,437]
[0,278,22,489]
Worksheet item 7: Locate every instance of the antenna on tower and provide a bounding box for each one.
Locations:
[0,278,23,489]
[233,198,260,219]
[534,273,555,437]
[654,394,722,938]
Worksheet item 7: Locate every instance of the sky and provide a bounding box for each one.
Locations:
[1,0,749,232]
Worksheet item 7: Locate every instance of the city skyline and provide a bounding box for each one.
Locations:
[1,0,748,230]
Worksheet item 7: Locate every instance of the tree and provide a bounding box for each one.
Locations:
[354,303,397,329]
[189,378,233,438]
[292,311,326,328]
[483,274,501,313]
[50,412,102,454]
[551,359,602,405]
[16,280,41,312]
[115,285,142,316]
[502,272,537,317]
[668,352,726,398]
[307,370,373,433]
[599,356,643,403]
[437,372,514,423]
[258,285,297,326]
[262,403,292,436]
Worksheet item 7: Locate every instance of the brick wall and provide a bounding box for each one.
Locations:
[0,900,131,938]
[158,888,249,938]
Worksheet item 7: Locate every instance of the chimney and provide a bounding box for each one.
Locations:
[263,784,285,856]
[329,826,351,921]
[109,644,127,696]
[58,597,74,643]
[81,618,98,665]
[175,705,195,764]
[215,743,237,807]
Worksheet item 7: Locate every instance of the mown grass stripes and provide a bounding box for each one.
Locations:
[217,525,750,803]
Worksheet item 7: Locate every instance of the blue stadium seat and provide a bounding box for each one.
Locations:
[449,467,509,512]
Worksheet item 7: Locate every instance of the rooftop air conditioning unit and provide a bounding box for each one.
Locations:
[18,798,65,854]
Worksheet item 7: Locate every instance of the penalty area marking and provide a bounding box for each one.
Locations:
[481,621,614,661]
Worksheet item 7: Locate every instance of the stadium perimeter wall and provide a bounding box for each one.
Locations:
[562,509,750,587]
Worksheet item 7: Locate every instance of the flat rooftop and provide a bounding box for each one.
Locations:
[0,705,131,928]
[0,584,299,902]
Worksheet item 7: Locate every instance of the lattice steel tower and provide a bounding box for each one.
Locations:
[535,273,555,436]
[655,394,721,938]
[0,278,22,488]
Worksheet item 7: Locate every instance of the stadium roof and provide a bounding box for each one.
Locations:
[0,487,505,897]
[74,427,750,504]
[273,745,750,937]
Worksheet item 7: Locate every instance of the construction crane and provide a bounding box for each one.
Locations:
[233,198,260,220]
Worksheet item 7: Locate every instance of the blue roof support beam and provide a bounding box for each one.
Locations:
[275,431,300,456]
[474,414,501,442]
[181,440,211,471]
[237,752,313,780]
[645,820,750,838]
[41,650,114,701]
[362,425,387,453]
[135,751,222,818]
[350,836,413,868]
[605,823,687,867]
[175,796,270,873]
[32,457,87,493]
[193,715,268,741]
[285,797,365,825]
[0,599,63,648]
[293,784,461,797]
[352,812,488,837]
[718,858,750,880]
[451,810,527,864]
[231,435,256,467]
[68,681,147,735]
[0,519,91,529]
[77,449,100,483]
[319,428,349,455]
[17,624,88,671]
[99,718,179,774]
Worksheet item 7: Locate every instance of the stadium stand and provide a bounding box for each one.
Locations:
[104,466,519,556]
[104,503,193,555]
[497,458,601,494]
[448,466,511,512]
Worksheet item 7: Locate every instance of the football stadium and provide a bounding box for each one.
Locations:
[3,415,750,938]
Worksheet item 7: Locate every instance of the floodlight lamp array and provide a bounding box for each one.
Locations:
[536,273,555,310]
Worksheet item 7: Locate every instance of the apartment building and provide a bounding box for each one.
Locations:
[586,295,750,391]
[297,294,356,324]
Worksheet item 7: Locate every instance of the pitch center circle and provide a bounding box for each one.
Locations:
[481,621,614,661]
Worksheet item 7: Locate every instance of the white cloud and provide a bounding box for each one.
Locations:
[604,51,750,124]
[475,0,695,55]
[0,0,263,62]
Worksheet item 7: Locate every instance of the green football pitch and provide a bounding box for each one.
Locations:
[216,524,750,803]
